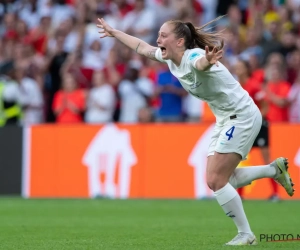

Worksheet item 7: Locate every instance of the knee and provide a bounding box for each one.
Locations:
[207,174,228,192]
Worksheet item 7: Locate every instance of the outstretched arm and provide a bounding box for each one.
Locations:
[195,46,223,71]
[97,18,158,61]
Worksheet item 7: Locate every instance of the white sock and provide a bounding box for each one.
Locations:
[229,165,276,189]
[214,183,252,234]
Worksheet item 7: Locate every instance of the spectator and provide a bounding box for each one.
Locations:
[227,4,247,42]
[278,5,294,31]
[279,29,297,57]
[183,94,203,123]
[199,0,218,25]
[225,30,243,69]
[239,27,263,62]
[138,107,154,123]
[45,31,69,121]
[59,17,81,54]
[155,65,187,122]
[253,52,286,85]
[61,51,90,89]
[119,66,154,123]
[14,66,44,125]
[27,9,52,55]
[174,0,203,24]
[49,0,76,29]
[121,0,155,44]
[286,49,300,84]
[111,0,134,18]
[85,70,116,123]
[286,73,300,123]
[264,63,291,122]
[82,39,106,71]
[2,13,18,60]
[18,0,41,29]
[249,54,265,84]
[260,11,282,63]
[15,19,30,45]
[0,61,23,126]
[0,0,19,18]
[0,0,299,127]
[2,13,17,36]
[155,0,178,29]
[153,0,178,44]
[52,72,85,123]
[234,60,265,111]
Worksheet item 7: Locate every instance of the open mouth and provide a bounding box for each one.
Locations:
[160,47,167,55]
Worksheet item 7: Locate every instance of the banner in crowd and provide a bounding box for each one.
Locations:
[22,123,300,200]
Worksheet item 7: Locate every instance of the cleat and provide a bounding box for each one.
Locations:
[225,232,257,246]
[271,157,294,196]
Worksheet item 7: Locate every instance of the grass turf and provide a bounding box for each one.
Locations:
[0,198,299,249]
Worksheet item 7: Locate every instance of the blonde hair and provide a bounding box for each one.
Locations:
[166,16,225,51]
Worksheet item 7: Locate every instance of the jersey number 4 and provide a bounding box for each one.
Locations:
[225,126,235,141]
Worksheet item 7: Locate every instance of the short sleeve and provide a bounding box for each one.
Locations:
[155,48,166,63]
[188,50,204,68]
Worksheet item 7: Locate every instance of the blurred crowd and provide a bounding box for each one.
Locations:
[0,0,300,125]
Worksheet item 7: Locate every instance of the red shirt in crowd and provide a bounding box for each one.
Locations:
[251,69,265,84]
[27,28,48,55]
[241,77,263,108]
[52,90,85,123]
[266,81,291,122]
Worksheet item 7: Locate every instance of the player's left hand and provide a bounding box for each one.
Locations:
[205,46,223,67]
[97,18,115,38]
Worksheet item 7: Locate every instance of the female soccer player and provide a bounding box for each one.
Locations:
[96,17,294,246]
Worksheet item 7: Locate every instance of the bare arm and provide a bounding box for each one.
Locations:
[97,18,158,61]
[113,30,158,60]
[195,57,214,71]
[195,46,223,71]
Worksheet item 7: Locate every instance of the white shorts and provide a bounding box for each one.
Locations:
[208,108,262,160]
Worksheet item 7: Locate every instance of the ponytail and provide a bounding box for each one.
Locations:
[167,16,225,51]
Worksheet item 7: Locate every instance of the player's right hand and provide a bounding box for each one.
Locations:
[97,18,115,38]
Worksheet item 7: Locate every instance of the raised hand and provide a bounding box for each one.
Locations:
[96,18,115,38]
[205,46,223,67]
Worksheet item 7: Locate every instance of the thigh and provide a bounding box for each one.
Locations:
[207,124,221,157]
[214,110,262,160]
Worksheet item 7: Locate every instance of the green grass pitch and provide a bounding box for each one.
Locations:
[0,198,299,250]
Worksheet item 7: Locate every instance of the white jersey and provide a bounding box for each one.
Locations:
[155,48,256,124]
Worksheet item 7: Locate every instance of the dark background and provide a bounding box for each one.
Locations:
[0,126,22,195]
